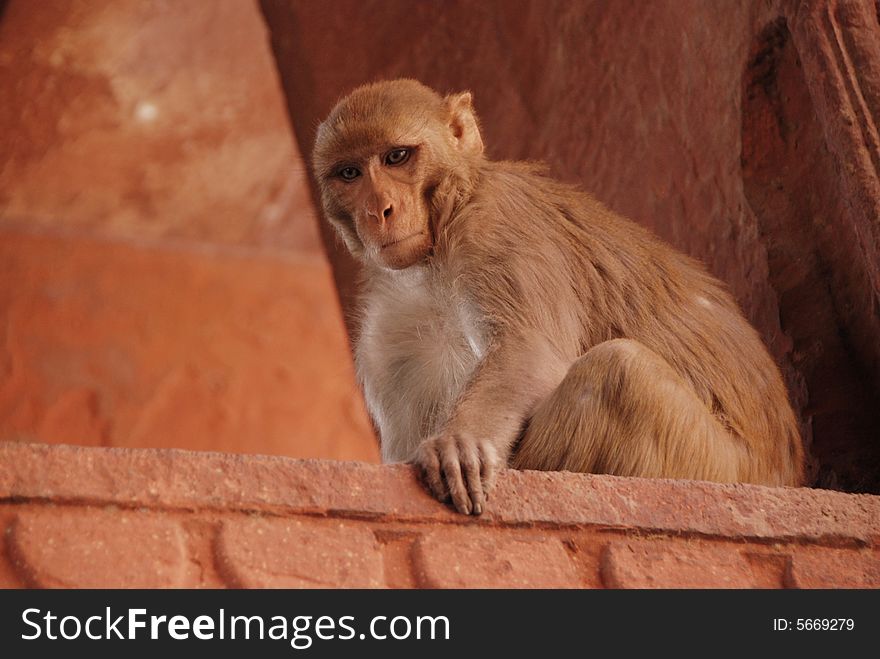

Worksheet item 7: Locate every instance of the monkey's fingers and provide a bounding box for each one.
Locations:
[460,445,485,515]
[419,445,449,502]
[440,449,472,515]
[479,442,498,502]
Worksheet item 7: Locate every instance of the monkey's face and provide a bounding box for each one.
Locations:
[313,79,484,271]
[319,145,434,270]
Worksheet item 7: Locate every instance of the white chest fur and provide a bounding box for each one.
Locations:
[355,266,487,462]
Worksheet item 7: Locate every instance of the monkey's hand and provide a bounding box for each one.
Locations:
[414,433,501,515]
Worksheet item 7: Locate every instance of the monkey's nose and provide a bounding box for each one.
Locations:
[383,204,393,220]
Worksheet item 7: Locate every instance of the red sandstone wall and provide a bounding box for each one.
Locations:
[260,0,880,492]
[0,0,377,461]
[1,0,313,249]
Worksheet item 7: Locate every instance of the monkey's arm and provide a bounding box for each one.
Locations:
[414,332,566,514]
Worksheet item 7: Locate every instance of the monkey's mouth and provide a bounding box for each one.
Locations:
[380,232,427,250]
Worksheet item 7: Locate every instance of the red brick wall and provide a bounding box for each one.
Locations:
[1,443,877,588]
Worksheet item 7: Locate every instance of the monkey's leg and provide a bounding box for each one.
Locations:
[511,338,746,482]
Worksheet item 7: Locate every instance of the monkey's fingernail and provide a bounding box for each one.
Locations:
[472,503,483,515]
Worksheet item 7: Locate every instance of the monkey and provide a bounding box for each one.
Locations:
[312,79,804,515]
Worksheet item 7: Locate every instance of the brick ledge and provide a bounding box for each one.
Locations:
[1,443,878,588]
[2,443,877,545]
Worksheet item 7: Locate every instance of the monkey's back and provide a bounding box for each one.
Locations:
[445,163,804,485]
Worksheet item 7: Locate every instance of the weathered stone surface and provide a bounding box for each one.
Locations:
[2,443,878,545]
[8,507,187,588]
[260,0,880,491]
[742,8,880,491]
[0,231,378,461]
[785,548,880,588]
[414,527,580,588]
[601,540,758,589]
[0,0,320,252]
[216,516,385,588]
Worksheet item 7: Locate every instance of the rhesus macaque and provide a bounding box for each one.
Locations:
[313,79,804,515]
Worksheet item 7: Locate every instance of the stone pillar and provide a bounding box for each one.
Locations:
[0,0,377,461]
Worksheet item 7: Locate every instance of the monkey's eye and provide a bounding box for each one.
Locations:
[338,166,361,181]
[384,148,410,166]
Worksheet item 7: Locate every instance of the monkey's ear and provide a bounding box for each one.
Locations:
[444,92,484,156]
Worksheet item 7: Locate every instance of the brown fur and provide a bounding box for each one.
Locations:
[313,79,804,515]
